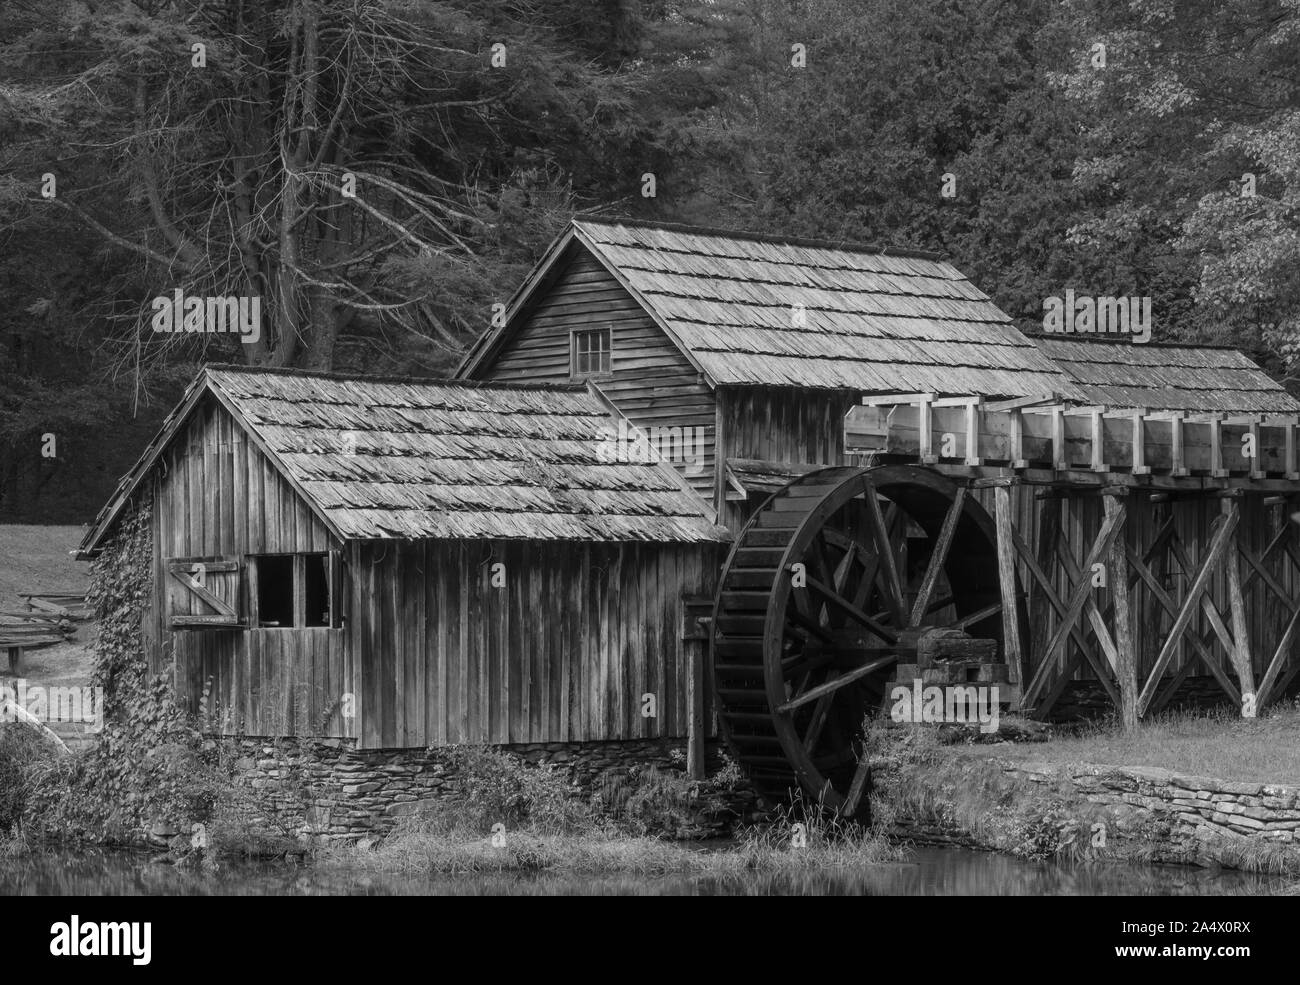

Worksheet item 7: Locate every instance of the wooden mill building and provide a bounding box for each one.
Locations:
[82,216,1300,813]
[78,368,727,749]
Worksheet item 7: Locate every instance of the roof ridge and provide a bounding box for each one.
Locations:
[203,363,588,392]
[572,214,948,263]
[1031,336,1245,352]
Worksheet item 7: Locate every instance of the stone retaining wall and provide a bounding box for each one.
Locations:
[1005,760,1300,847]
[216,737,758,845]
[883,754,1300,870]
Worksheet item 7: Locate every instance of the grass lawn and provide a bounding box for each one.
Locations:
[984,707,1300,785]
[0,525,96,688]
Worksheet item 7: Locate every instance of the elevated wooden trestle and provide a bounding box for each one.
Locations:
[844,394,1300,725]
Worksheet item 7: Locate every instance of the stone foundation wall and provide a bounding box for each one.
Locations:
[1006,760,1300,848]
[883,754,1300,870]
[222,737,759,844]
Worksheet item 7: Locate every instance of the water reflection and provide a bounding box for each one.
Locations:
[0,846,1288,896]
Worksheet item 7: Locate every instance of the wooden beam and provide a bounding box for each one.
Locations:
[965,398,983,466]
[687,641,706,779]
[1256,603,1300,711]
[918,394,935,463]
[910,487,966,625]
[1106,494,1138,729]
[1051,406,1066,471]
[1009,409,1027,469]
[1090,408,1108,473]
[1221,500,1255,715]
[1131,407,1151,475]
[986,393,1062,412]
[1209,414,1226,477]
[861,392,934,406]
[776,657,895,714]
[994,483,1024,687]
[862,480,907,625]
[1171,413,1187,476]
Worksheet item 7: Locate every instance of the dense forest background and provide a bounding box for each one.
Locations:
[2,0,1299,523]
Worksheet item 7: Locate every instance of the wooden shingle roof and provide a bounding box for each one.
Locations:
[556,218,1080,397]
[79,367,728,555]
[1034,338,1300,414]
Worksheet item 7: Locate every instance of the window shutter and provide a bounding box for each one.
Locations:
[165,556,244,629]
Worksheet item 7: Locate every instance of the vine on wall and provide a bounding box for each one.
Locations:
[27,496,226,844]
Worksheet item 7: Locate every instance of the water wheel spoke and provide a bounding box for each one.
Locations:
[802,689,835,753]
[787,606,835,643]
[953,600,1002,631]
[776,655,896,714]
[909,486,966,625]
[862,481,907,624]
[806,575,898,645]
[782,650,837,682]
[832,541,859,594]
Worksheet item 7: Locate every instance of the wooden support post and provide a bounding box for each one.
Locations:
[1131,407,1151,475]
[965,398,983,466]
[687,640,706,779]
[1031,492,1060,660]
[1222,497,1255,716]
[918,395,936,464]
[1171,413,1187,476]
[1090,408,1108,473]
[1248,416,1265,479]
[1209,413,1227,477]
[1010,409,1027,469]
[1105,493,1138,729]
[1051,406,1066,471]
[993,481,1024,687]
[1287,421,1299,481]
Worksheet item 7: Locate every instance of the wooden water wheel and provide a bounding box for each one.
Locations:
[711,464,1020,816]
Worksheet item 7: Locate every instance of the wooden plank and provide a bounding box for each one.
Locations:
[994,483,1024,687]
[687,619,706,778]
[1222,501,1255,713]
[1106,495,1138,728]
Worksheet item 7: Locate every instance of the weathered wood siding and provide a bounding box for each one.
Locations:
[717,386,856,528]
[351,538,716,748]
[476,245,717,501]
[149,395,353,738]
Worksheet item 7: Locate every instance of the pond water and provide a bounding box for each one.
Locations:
[0,844,1291,896]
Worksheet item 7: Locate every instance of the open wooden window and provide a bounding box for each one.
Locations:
[571,327,611,379]
[165,557,244,629]
[249,552,341,628]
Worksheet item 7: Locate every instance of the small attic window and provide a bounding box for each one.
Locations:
[572,327,611,378]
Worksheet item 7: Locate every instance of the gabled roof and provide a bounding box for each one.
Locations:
[1035,337,1300,415]
[458,216,1081,399]
[79,366,729,556]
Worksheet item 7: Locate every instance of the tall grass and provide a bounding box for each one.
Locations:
[321,745,904,875]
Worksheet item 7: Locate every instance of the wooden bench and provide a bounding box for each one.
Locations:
[0,623,68,675]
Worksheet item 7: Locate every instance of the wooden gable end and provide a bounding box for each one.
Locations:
[154,395,339,563]
[472,244,719,503]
